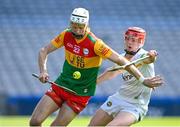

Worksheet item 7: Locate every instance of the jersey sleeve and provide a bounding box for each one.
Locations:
[51,30,66,48]
[94,39,113,59]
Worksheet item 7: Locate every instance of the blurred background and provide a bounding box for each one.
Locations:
[0,0,180,117]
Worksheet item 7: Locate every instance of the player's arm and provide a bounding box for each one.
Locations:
[97,69,123,85]
[94,40,163,88]
[108,50,145,80]
[38,43,58,83]
[97,50,158,84]
[108,51,163,88]
[38,31,65,83]
[94,40,145,82]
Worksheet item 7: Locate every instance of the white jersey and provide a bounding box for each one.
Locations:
[116,48,155,110]
[100,48,155,120]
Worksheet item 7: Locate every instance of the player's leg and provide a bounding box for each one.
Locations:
[29,95,59,126]
[107,111,137,126]
[88,108,113,126]
[50,103,77,126]
[50,90,91,126]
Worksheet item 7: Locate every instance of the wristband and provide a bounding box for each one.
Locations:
[139,76,145,83]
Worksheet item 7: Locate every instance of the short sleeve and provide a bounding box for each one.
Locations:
[94,39,113,59]
[51,30,66,48]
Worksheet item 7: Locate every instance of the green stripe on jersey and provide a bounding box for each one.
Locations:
[55,60,99,96]
[87,34,96,43]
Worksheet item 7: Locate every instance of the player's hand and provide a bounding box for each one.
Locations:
[39,72,49,83]
[147,50,158,63]
[143,75,164,88]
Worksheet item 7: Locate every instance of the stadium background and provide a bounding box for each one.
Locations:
[0,0,180,120]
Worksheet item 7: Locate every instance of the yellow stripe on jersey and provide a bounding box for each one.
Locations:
[94,40,113,59]
[51,30,66,48]
[65,50,102,68]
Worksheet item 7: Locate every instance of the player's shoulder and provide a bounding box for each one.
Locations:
[87,31,101,43]
[63,28,71,33]
[138,48,155,67]
[137,48,148,58]
[139,48,148,54]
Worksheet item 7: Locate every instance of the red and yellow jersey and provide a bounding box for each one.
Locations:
[51,29,112,96]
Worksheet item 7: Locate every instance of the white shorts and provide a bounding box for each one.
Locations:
[100,94,147,122]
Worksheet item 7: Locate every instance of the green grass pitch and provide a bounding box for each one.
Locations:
[0,116,180,126]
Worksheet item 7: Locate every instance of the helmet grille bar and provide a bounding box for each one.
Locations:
[72,14,87,18]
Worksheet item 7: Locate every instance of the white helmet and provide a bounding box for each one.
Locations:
[70,8,89,25]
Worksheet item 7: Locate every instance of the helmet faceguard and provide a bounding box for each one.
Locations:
[70,8,89,25]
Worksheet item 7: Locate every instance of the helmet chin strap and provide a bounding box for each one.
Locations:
[124,48,141,55]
